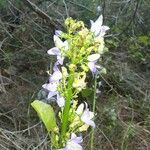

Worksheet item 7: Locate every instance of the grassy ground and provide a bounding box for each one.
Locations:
[0,0,149,149]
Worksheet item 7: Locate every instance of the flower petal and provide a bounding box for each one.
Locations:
[55,30,62,36]
[99,25,110,37]
[47,91,57,99]
[87,54,100,62]
[50,70,62,81]
[88,62,97,73]
[56,94,65,107]
[42,82,57,92]
[70,133,83,144]
[54,35,64,48]
[64,40,69,50]
[59,133,83,150]
[90,15,103,36]
[80,103,96,128]
[57,55,64,65]
[53,62,59,72]
[81,110,95,128]
[76,103,84,115]
[47,47,60,55]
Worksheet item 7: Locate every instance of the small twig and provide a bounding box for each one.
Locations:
[0,19,13,38]
[22,0,56,29]
[118,0,141,36]
[32,134,49,150]
[0,122,41,134]
[66,0,94,13]
[63,0,69,17]
[98,127,115,150]
[0,132,24,150]
[0,66,7,93]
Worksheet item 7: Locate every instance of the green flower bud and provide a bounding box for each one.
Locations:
[78,124,89,132]
[81,64,89,72]
[69,64,76,71]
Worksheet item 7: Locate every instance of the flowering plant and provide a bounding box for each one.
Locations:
[31,15,109,149]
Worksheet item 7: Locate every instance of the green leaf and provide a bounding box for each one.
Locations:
[31,100,57,132]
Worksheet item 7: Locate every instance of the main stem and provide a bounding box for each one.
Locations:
[60,71,74,145]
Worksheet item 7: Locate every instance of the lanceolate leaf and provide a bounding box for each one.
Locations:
[31,100,57,132]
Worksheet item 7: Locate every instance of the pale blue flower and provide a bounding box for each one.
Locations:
[55,30,62,36]
[47,35,68,65]
[50,67,62,82]
[47,47,60,55]
[59,133,83,150]
[47,47,64,65]
[54,35,68,51]
[56,94,65,107]
[42,82,65,107]
[81,107,95,128]
[90,15,109,37]
[42,83,57,99]
[76,102,95,128]
[87,53,100,74]
[42,66,65,107]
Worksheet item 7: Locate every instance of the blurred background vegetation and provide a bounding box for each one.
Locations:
[0,0,149,149]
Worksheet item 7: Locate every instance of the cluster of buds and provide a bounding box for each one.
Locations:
[32,15,109,150]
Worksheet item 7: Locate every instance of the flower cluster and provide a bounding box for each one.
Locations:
[32,15,109,150]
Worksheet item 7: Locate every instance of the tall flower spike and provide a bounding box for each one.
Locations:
[90,15,109,37]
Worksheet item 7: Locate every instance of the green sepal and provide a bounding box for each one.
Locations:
[31,100,57,132]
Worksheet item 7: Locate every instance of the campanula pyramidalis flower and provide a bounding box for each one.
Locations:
[50,67,62,82]
[47,47,60,55]
[42,82,58,99]
[47,47,64,65]
[42,64,61,93]
[87,53,100,74]
[76,102,95,128]
[55,30,62,37]
[42,66,65,107]
[56,94,65,107]
[54,35,69,51]
[90,15,109,37]
[81,106,95,128]
[42,82,65,107]
[76,103,84,115]
[59,133,83,150]
[47,35,68,65]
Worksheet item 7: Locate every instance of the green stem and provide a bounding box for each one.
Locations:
[60,72,74,145]
[90,73,97,150]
